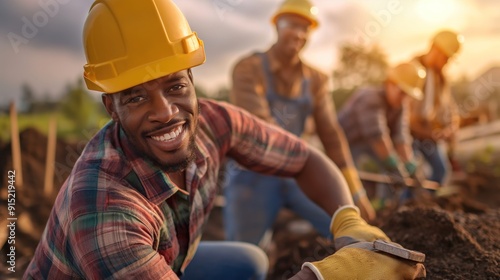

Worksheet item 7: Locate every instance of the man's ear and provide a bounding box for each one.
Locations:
[102,94,119,122]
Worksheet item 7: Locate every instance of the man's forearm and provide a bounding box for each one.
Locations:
[318,123,355,170]
[295,145,354,217]
[370,137,394,160]
[395,142,413,162]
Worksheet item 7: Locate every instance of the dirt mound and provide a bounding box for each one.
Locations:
[382,206,500,279]
[0,128,81,203]
[0,128,81,279]
[266,192,500,280]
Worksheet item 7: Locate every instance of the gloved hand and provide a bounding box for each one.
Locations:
[330,205,389,249]
[302,243,426,280]
[383,154,409,186]
[340,167,376,222]
[402,160,436,201]
[301,206,426,279]
[404,160,418,176]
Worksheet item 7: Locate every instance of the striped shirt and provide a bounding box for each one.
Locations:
[24,99,308,279]
[338,86,411,146]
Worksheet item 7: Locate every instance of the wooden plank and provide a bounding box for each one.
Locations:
[9,101,23,190]
[44,116,57,197]
[456,119,500,142]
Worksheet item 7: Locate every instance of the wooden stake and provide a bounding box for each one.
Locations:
[44,115,57,197]
[9,101,23,190]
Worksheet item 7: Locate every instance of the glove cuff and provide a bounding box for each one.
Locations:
[340,167,367,203]
[404,161,418,175]
[383,154,399,169]
[302,262,325,280]
[329,205,360,235]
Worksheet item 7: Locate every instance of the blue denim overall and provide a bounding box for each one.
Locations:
[223,53,332,246]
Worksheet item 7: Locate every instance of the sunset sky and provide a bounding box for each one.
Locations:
[1,0,499,107]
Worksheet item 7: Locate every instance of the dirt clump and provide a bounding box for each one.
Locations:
[266,190,500,280]
[382,206,500,279]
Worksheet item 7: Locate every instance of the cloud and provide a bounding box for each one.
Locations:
[0,40,86,106]
[0,0,93,56]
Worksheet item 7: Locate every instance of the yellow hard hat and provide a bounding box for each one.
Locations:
[432,30,464,58]
[387,62,426,100]
[271,0,319,29]
[83,0,206,93]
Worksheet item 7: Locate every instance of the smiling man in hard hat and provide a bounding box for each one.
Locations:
[23,0,425,279]
[224,0,376,249]
[337,62,426,205]
[409,30,464,187]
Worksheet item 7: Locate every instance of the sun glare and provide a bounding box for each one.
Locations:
[416,0,457,24]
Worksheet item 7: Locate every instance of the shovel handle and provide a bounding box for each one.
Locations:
[357,170,440,190]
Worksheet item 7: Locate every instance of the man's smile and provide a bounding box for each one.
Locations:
[150,125,184,142]
[146,123,188,151]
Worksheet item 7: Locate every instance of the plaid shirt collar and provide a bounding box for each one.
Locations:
[114,123,209,205]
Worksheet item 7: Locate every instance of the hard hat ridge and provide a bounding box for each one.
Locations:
[387,62,426,100]
[432,30,464,58]
[272,0,319,29]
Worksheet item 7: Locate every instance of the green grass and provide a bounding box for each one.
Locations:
[0,112,111,143]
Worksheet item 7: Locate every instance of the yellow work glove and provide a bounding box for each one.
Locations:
[330,205,389,248]
[302,206,426,279]
[302,244,426,280]
[341,167,376,222]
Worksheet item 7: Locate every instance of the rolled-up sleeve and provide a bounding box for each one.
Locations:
[69,211,177,280]
[208,100,309,177]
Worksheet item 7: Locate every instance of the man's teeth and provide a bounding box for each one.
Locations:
[151,126,183,142]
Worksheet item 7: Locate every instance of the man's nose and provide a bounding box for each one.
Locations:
[148,94,179,123]
[291,26,308,39]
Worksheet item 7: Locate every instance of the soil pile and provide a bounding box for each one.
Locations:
[382,205,500,279]
[0,128,81,279]
[266,188,500,280]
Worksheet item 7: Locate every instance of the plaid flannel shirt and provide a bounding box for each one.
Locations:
[338,86,411,147]
[24,99,308,279]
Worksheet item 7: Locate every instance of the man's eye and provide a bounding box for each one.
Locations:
[126,96,145,104]
[169,84,185,92]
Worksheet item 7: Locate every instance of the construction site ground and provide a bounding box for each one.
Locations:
[1,127,499,279]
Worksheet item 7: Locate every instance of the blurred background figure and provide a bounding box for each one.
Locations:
[409,30,464,187]
[337,62,426,207]
[223,0,375,249]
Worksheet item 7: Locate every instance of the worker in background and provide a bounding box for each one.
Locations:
[338,62,426,205]
[23,0,426,279]
[409,30,464,187]
[224,0,376,248]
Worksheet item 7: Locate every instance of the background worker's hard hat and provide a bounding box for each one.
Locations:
[432,30,464,58]
[82,0,206,93]
[387,62,426,100]
[272,0,319,29]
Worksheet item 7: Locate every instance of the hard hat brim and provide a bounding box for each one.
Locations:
[398,83,423,101]
[84,43,206,93]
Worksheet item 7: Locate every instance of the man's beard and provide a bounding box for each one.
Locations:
[124,122,198,173]
[156,130,197,173]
